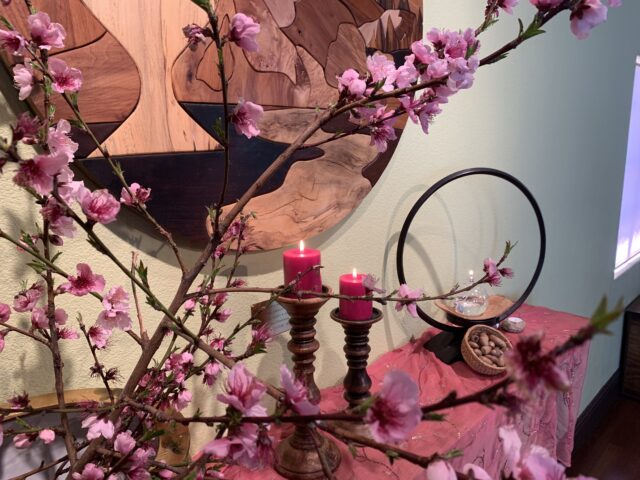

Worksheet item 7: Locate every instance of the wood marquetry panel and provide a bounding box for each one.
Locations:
[1,0,423,249]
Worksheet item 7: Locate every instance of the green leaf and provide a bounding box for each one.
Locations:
[348,443,358,458]
[590,296,624,331]
[141,428,166,443]
[190,0,211,13]
[136,260,150,288]
[51,251,62,264]
[385,450,399,464]
[518,18,524,36]
[423,413,446,421]
[0,16,15,30]
[26,260,47,275]
[443,448,463,459]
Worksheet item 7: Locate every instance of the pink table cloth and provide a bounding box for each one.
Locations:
[225,304,590,479]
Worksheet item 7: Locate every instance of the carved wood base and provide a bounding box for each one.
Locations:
[275,427,341,479]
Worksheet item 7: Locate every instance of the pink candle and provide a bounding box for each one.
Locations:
[339,269,373,320]
[283,240,322,295]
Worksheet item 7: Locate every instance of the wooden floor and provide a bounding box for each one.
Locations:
[567,396,640,479]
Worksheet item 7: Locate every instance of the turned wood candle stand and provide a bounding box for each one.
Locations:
[275,286,341,480]
[330,307,383,438]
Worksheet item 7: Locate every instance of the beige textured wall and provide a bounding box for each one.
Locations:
[1,0,640,452]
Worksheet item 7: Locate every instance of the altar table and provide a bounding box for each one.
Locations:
[225,304,591,479]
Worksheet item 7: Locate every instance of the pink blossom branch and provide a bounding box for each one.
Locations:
[77,319,115,403]
[130,251,148,346]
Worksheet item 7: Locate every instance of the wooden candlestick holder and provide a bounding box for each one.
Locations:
[275,286,341,479]
[330,308,383,409]
[330,307,382,439]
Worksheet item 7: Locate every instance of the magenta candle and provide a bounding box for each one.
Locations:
[339,269,373,320]
[283,240,322,295]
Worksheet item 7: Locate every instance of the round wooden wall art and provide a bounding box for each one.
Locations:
[3,0,423,250]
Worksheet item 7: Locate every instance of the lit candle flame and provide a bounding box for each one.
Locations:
[299,240,305,252]
[352,268,358,278]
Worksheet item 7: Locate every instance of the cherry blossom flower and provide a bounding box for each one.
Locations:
[364,370,422,443]
[31,307,67,329]
[56,327,78,339]
[115,430,136,455]
[13,63,34,101]
[38,428,55,444]
[411,40,437,66]
[363,273,386,294]
[337,68,366,98]
[498,0,519,14]
[505,333,570,394]
[215,308,232,322]
[413,460,456,480]
[395,284,423,318]
[229,13,260,52]
[97,286,131,331]
[183,24,207,50]
[500,267,515,278]
[204,424,272,470]
[48,119,79,161]
[13,282,43,312]
[570,0,608,39]
[59,179,88,204]
[363,105,397,153]
[280,365,319,415]
[461,463,492,480]
[88,325,111,349]
[0,29,27,56]
[217,362,267,416]
[82,414,115,440]
[203,361,221,386]
[499,425,567,480]
[61,263,106,296]
[173,388,192,411]
[8,391,30,409]
[49,57,83,93]
[447,55,479,91]
[28,12,66,50]
[13,433,35,449]
[80,188,121,224]
[366,52,397,92]
[120,182,152,206]
[250,323,272,351]
[530,0,563,9]
[231,99,263,139]
[164,351,193,383]
[71,463,104,480]
[13,152,71,195]
[41,197,76,239]
[13,112,40,144]
[0,303,10,323]
[395,54,418,89]
[483,258,503,286]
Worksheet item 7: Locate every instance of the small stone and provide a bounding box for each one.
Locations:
[480,356,493,365]
[481,345,492,355]
[496,356,505,367]
[491,349,500,356]
[500,317,525,333]
[486,355,500,365]
[473,348,482,356]
[471,334,480,343]
[469,341,480,349]
[479,334,489,346]
[490,335,507,349]
[489,341,495,348]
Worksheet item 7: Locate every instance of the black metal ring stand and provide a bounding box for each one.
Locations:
[396,167,546,364]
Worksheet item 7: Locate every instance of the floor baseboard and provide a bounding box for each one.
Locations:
[573,369,621,454]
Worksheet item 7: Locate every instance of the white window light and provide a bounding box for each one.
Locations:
[614,56,640,279]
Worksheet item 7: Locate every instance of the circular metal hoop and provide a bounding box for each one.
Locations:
[396,167,546,333]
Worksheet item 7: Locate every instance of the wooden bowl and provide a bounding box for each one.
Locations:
[435,295,514,322]
[461,325,513,376]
